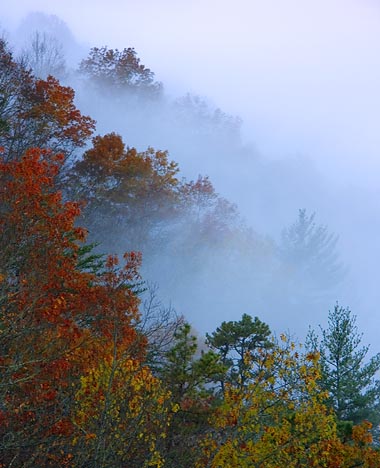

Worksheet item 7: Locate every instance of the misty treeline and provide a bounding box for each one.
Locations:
[1,12,350,331]
[1,18,380,467]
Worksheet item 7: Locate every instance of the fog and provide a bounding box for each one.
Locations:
[1,1,380,347]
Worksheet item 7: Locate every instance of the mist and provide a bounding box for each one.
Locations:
[1,1,380,347]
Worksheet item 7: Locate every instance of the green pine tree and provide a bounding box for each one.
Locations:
[307,304,380,426]
[159,323,225,467]
[206,313,272,390]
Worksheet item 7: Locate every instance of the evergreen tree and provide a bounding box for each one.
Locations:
[307,304,380,425]
[159,323,225,467]
[206,314,272,390]
[279,209,346,305]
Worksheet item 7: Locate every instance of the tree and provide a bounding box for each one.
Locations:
[72,354,172,468]
[158,323,225,467]
[0,38,95,161]
[172,93,242,145]
[0,148,97,464]
[198,337,380,468]
[20,31,66,79]
[278,209,346,307]
[67,132,181,252]
[67,132,241,265]
[179,175,240,247]
[79,45,162,97]
[307,304,380,426]
[137,282,185,373]
[71,258,172,468]
[0,148,170,466]
[206,314,272,390]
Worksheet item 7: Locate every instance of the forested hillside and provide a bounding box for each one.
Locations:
[1,35,380,467]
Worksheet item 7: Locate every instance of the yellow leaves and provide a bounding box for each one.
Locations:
[172,403,180,413]
[305,351,320,363]
[146,450,165,468]
[267,375,276,386]
[72,354,172,464]
[199,339,343,467]
[52,295,66,310]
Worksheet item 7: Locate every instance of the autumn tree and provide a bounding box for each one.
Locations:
[179,175,240,248]
[0,148,171,466]
[198,336,380,467]
[67,132,180,251]
[0,38,95,161]
[0,148,95,465]
[71,256,173,468]
[67,132,241,264]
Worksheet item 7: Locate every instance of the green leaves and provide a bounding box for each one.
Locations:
[308,304,380,425]
[161,324,224,399]
[206,314,272,388]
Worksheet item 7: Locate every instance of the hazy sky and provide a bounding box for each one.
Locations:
[1,0,380,187]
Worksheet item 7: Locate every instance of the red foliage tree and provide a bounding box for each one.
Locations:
[0,39,95,161]
[0,148,144,466]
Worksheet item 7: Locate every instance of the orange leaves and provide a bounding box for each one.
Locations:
[28,76,96,149]
[319,421,380,468]
[0,39,94,161]
[0,148,83,289]
[49,418,74,437]
[68,132,184,254]
[83,132,126,168]
[0,147,149,465]
[75,132,179,196]
[352,420,373,445]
